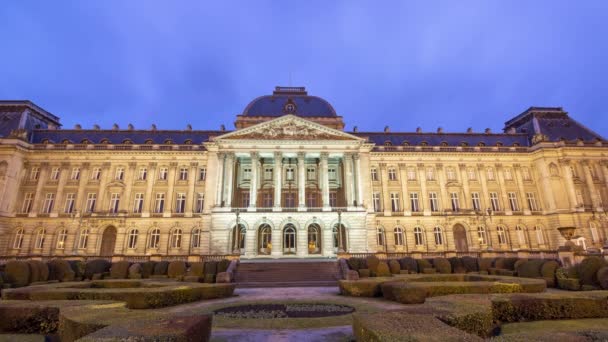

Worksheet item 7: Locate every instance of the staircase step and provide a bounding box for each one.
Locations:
[237,281,338,288]
[235,261,340,285]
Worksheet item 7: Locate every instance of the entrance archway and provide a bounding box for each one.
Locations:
[100,226,117,256]
[231,224,246,254]
[258,224,272,255]
[453,224,468,252]
[283,224,297,254]
[307,224,322,254]
[333,224,347,253]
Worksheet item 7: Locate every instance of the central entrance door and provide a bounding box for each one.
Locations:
[453,224,469,252]
[100,226,117,256]
[283,224,296,254]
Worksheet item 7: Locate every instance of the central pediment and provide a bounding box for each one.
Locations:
[214,115,363,142]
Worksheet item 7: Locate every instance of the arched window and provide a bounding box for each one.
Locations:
[333,224,347,251]
[34,228,46,249]
[534,226,544,245]
[232,224,246,253]
[171,228,182,248]
[497,226,508,244]
[56,229,68,249]
[145,139,154,144]
[515,225,526,246]
[149,228,161,249]
[307,225,321,254]
[394,227,404,246]
[384,141,392,146]
[259,224,272,254]
[414,227,424,246]
[376,227,385,246]
[477,226,487,245]
[191,228,201,248]
[78,229,89,249]
[433,226,444,245]
[13,228,24,249]
[127,229,138,249]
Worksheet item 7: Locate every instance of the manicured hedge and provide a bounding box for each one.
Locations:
[448,257,466,274]
[84,259,111,280]
[399,257,418,273]
[167,261,187,278]
[388,259,401,274]
[366,255,380,274]
[516,259,544,278]
[4,260,31,287]
[577,256,607,287]
[380,281,426,304]
[48,259,75,282]
[374,261,391,277]
[597,267,608,290]
[462,256,479,273]
[153,261,170,276]
[109,261,131,279]
[339,278,386,297]
[433,257,452,274]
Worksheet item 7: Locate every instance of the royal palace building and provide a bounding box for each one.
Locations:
[0,86,607,259]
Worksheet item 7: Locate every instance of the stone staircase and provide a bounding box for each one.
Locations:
[234,259,340,288]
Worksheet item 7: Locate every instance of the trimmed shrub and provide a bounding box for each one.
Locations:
[417,259,433,272]
[557,278,581,291]
[513,259,528,274]
[540,260,559,288]
[503,258,519,271]
[478,258,493,273]
[68,260,85,280]
[187,262,205,277]
[375,262,391,277]
[493,258,506,269]
[448,257,466,274]
[433,258,452,274]
[381,281,426,304]
[516,259,544,278]
[167,261,187,278]
[339,279,384,297]
[366,255,380,274]
[128,264,142,279]
[203,261,218,275]
[154,261,170,275]
[27,260,49,283]
[462,256,479,273]
[577,256,608,287]
[347,258,361,271]
[141,261,156,278]
[388,260,401,274]
[203,274,215,283]
[109,261,131,279]
[399,257,418,273]
[48,259,75,282]
[84,259,111,280]
[422,268,437,274]
[5,261,31,287]
[345,270,359,281]
[358,269,370,278]
[597,266,608,290]
[217,259,231,273]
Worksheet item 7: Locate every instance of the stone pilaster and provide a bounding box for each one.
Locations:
[273,152,282,210]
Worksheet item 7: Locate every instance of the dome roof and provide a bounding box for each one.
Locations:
[242,86,337,117]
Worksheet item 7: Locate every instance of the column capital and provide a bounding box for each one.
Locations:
[273,151,283,160]
[398,162,407,169]
[435,163,443,170]
[40,162,50,168]
[82,162,90,168]
[379,162,387,169]
[512,163,521,169]
[60,162,70,168]
[217,152,226,159]
[494,163,503,170]
[580,159,591,167]
[320,152,329,160]
[169,162,178,167]
[458,163,467,170]
[190,161,199,167]
[128,162,137,169]
[102,162,111,169]
[476,163,485,171]
[297,152,306,160]
[558,159,571,166]
[417,163,425,170]
[148,162,158,167]
[250,152,259,160]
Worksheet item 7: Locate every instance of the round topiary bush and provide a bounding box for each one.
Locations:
[358,269,370,278]
[448,257,466,274]
[187,262,205,277]
[375,261,391,277]
[110,261,131,279]
[540,260,560,288]
[204,261,218,275]
[27,260,47,283]
[128,263,142,279]
[5,260,31,287]
[388,260,401,274]
[154,261,170,275]
[432,257,452,274]
[167,261,187,278]
[417,259,433,272]
[48,259,75,282]
[462,256,478,273]
[513,259,528,274]
[68,260,86,280]
[84,259,112,279]
[503,258,520,271]
[366,255,380,274]
[399,257,418,273]
[516,259,545,278]
[347,258,361,271]
[596,266,608,290]
[494,258,506,269]
[217,259,231,273]
[141,261,156,278]
[478,258,494,273]
[577,256,608,287]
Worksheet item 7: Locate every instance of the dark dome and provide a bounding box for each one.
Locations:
[242,86,337,118]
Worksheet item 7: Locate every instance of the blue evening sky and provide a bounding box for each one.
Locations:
[1,1,607,136]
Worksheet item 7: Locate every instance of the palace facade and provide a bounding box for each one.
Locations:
[0,87,607,259]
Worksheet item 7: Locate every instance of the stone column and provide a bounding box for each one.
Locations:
[273,152,283,211]
[582,161,602,211]
[399,163,410,215]
[436,164,449,212]
[271,225,281,256]
[142,162,157,217]
[296,226,307,256]
[418,163,429,215]
[51,162,70,217]
[29,162,49,216]
[354,154,363,207]
[215,153,225,207]
[535,160,557,212]
[343,153,354,208]
[119,162,136,213]
[477,164,490,211]
[164,162,177,216]
[297,152,306,211]
[97,162,112,212]
[513,164,530,214]
[245,227,256,257]
[496,164,512,215]
[185,162,198,216]
[321,152,330,211]
[248,152,259,210]
[74,163,90,214]
[224,153,235,208]
[380,163,391,216]
[458,164,471,210]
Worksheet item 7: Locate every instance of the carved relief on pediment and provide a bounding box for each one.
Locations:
[224,121,352,140]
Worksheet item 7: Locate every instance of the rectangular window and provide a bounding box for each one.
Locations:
[504,168,513,181]
[508,192,519,211]
[85,193,97,213]
[242,192,250,208]
[109,193,120,213]
[199,168,207,181]
[30,167,40,180]
[175,193,186,213]
[522,167,531,181]
[371,168,378,181]
[407,168,417,181]
[490,192,500,211]
[446,168,456,181]
[42,193,55,213]
[50,167,60,180]
[21,193,34,213]
[243,167,252,180]
[450,192,459,212]
[477,226,487,245]
[179,167,188,181]
[195,193,205,213]
[390,193,400,212]
[328,168,337,180]
[486,168,495,181]
[133,193,144,213]
[307,167,316,180]
[306,192,317,207]
[286,167,295,181]
[262,192,273,207]
[264,168,273,180]
[91,167,101,180]
[138,167,147,180]
[388,168,397,181]
[410,192,420,212]
[471,192,481,211]
[70,167,80,180]
[285,192,296,208]
[526,192,539,211]
[115,167,125,181]
[468,168,477,181]
[575,189,584,206]
[372,192,381,212]
[426,168,435,181]
[329,192,337,207]
[155,193,165,213]
[158,167,168,180]
[429,192,439,212]
[64,193,76,214]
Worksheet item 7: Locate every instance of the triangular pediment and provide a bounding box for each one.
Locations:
[214,115,363,141]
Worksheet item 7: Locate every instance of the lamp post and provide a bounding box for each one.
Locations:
[337,209,344,253]
[232,209,240,254]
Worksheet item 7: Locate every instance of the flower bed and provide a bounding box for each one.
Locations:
[214,303,355,319]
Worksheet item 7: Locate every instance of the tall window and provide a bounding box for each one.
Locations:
[388,168,397,181]
[522,167,531,181]
[191,228,201,248]
[64,193,76,214]
[307,167,316,180]
[446,167,456,181]
[158,167,168,180]
[50,167,60,180]
[414,227,424,246]
[42,193,55,213]
[171,229,182,248]
[175,193,186,213]
[34,229,46,249]
[264,167,273,180]
[370,168,378,181]
[394,227,404,246]
[149,228,161,249]
[486,168,495,181]
[70,167,80,180]
[490,192,500,211]
[262,192,273,207]
[85,193,97,213]
[534,226,544,245]
[56,229,67,249]
[570,165,578,178]
[426,168,435,181]
[21,193,34,213]
[109,193,120,213]
[199,168,207,181]
[575,189,584,206]
[471,192,481,211]
[13,228,24,249]
[241,192,250,208]
[372,192,381,212]
[376,227,385,246]
[138,167,147,180]
[590,223,600,242]
[468,168,477,181]
[286,167,295,181]
[508,192,519,211]
[497,226,508,244]
[390,193,400,212]
[78,229,89,249]
[285,193,295,208]
[328,168,337,180]
[504,168,513,181]
[115,167,125,181]
[407,167,417,181]
[133,193,144,213]
[450,192,459,212]
[155,193,165,213]
[526,193,538,211]
[179,167,188,181]
[429,192,439,212]
[30,167,40,180]
[410,192,420,212]
[195,193,204,213]
[477,226,487,245]
[515,225,526,246]
[90,167,101,180]
[127,229,138,249]
[243,167,252,180]
[306,192,317,207]
[433,226,444,245]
